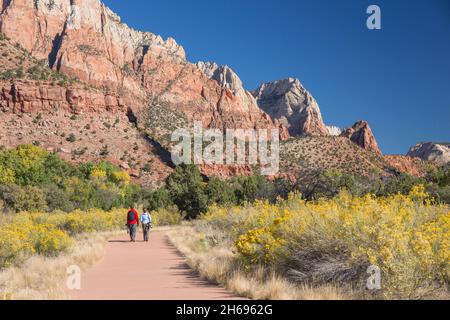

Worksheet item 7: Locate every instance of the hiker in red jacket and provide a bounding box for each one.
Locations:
[126,207,140,242]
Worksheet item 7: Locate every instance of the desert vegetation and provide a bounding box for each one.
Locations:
[0,145,145,212]
[0,34,74,85]
[1,145,449,217]
[280,136,387,177]
[0,209,124,269]
[0,206,181,271]
[1,144,449,300]
[0,232,116,300]
[143,101,190,148]
[170,186,449,300]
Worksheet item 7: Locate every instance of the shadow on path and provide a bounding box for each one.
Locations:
[69,230,245,300]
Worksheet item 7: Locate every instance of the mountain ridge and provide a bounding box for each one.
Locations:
[0,0,435,181]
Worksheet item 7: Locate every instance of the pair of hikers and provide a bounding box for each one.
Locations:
[126,207,153,242]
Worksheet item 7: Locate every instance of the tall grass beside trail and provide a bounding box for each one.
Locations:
[171,185,449,300]
[0,232,118,300]
[0,207,182,269]
[0,209,126,269]
[168,227,347,300]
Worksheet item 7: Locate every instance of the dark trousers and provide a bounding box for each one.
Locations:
[142,223,151,242]
[129,223,137,241]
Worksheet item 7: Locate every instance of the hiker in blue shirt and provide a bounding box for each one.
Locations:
[140,208,152,242]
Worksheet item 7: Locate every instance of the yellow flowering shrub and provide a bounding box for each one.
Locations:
[201,186,450,299]
[0,165,15,184]
[0,224,34,268]
[90,168,107,180]
[111,171,131,186]
[235,226,285,266]
[152,206,182,226]
[0,208,127,269]
[27,209,124,235]
[30,224,72,256]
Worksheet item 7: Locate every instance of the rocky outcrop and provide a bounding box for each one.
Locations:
[407,143,450,165]
[196,61,288,138]
[384,155,429,177]
[196,62,245,95]
[327,126,342,136]
[0,80,126,114]
[340,120,381,154]
[252,78,328,136]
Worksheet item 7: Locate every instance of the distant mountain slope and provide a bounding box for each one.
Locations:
[280,136,388,178]
[407,143,450,165]
[0,33,171,186]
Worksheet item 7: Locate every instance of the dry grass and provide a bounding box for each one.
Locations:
[168,226,348,300]
[196,188,450,300]
[0,231,121,300]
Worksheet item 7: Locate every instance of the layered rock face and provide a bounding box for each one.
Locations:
[407,143,450,165]
[0,0,280,135]
[252,78,328,136]
[340,121,381,154]
[0,80,126,114]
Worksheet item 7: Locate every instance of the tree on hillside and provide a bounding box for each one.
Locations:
[205,177,236,206]
[0,145,49,186]
[234,175,271,204]
[165,164,208,219]
[146,188,173,211]
[44,183,75,212]
[381,173,423,196]
[295,170,376,200]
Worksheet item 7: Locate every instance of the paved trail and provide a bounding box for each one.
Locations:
[70,230,241,300]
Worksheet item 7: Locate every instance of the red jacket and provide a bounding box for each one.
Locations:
[127,208,139,225]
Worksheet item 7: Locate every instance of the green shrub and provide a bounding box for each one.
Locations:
[0,184,47,213]
[100,145,109,157]
[0,33,10,41]
[205,177,236,206]
[145,188,173,211]
[66,133,77,143]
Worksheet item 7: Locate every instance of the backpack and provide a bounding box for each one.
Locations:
[128,210,136,222]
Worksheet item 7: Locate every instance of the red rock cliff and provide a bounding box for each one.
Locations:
[0,0,282,135]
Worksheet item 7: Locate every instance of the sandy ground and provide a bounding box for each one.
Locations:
[69,229,242,300]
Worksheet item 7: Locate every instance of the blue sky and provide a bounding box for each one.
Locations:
[103,0,450,154]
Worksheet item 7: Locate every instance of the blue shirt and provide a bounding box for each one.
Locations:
[140,212,152,225]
